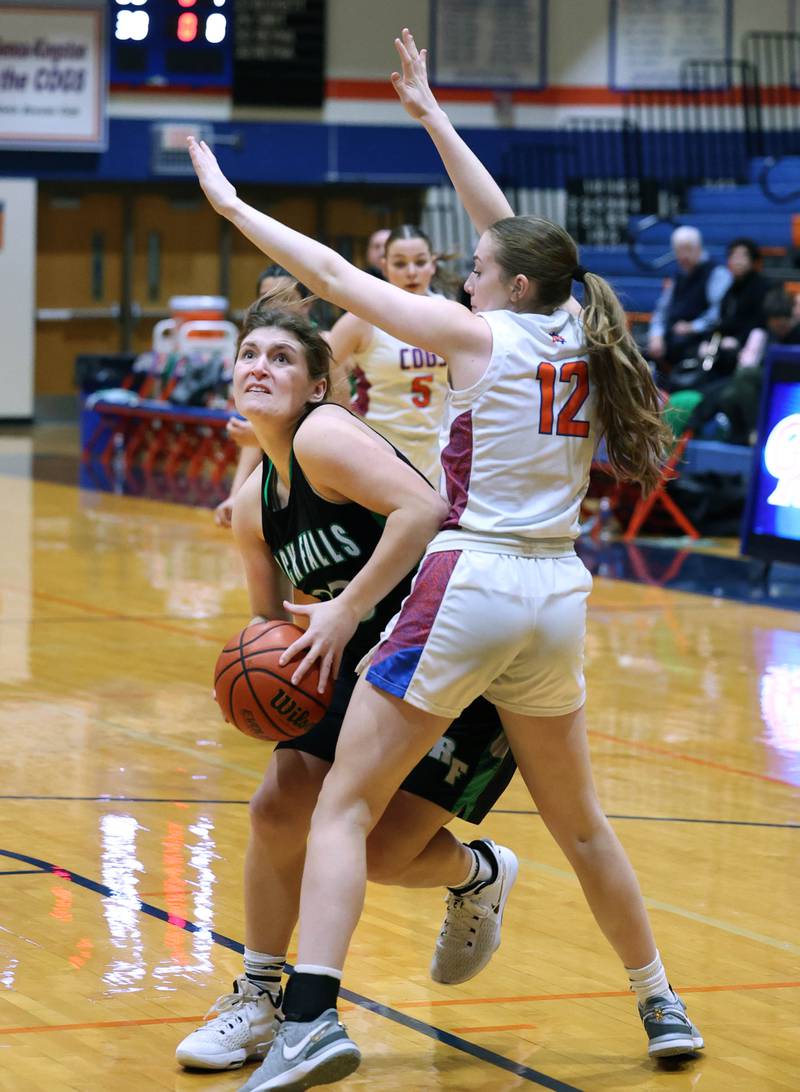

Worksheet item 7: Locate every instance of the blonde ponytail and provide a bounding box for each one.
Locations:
[581,272,672,495]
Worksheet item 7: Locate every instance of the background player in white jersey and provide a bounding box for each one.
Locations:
[327,224,449,486]
[187,27,704,1080]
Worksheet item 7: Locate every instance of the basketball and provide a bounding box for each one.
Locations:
[213,620,335,741]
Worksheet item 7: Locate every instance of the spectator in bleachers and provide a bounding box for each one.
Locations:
[647,226,732,377]
[713,238,768,365]
[688,287,800,444]
[364,227,391,279]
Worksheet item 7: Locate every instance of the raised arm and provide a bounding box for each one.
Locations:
[325,310,372,408]
[392,28,514,235]
[187,137,488,368]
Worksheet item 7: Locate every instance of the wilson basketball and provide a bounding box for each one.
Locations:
[214,620,334,742]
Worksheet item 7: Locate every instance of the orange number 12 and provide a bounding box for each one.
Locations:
[536,360,590,437]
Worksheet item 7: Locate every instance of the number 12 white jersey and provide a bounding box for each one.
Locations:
[438,307,599,541]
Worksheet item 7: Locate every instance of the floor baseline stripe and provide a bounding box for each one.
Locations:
[492,810,800,830]
[0,848,582,1092]
[391,981,800,1009]
[588,729,798,788]
[1,798,797,832]
[0,1015,204,1035]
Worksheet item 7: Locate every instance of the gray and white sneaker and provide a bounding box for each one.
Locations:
[639,991,705,1058]
[430,839,519,985]
[238,1009,360,1091]
[175,975,282,1070]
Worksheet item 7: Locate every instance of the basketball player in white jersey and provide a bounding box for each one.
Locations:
[327,225,449,486]
[187,29,704,1081]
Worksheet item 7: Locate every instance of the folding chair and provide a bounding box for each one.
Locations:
[587,430,701,542]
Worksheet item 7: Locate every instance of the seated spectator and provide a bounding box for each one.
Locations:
[363,227,391,279]
[687,287,800,444]
[706,237,769,376]
[647,226,732,378]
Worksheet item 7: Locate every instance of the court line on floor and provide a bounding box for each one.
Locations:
[492,811,800,830]
[0,612,245,627]
[0,1014,203,1035]
[6,588,798,791]
[0,848,582,1092]
[588,729,799,789]
[7,585,794,799]
[523,858,800,956]
[57,708,264,781]
[391,981,800,1010]
[0,584,229,644]
[2,796,797,831]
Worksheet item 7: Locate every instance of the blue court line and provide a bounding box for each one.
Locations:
[0,868,47,875]
[0,847,583,1091]
[1,796,797,831]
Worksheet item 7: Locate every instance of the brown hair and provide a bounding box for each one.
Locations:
[488,216,671,494]
[237,289,332,395]
[385,223,463,299]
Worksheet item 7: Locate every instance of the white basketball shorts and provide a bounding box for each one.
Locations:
[365,543,593,719]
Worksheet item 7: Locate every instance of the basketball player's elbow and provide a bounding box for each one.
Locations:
[313,255,351,305]
[410,492,449,542]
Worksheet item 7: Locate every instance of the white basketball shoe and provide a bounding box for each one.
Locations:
[430,839,519,985]
[175,975,282,1070]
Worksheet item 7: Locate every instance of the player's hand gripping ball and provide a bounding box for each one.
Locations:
[214,620,335,741]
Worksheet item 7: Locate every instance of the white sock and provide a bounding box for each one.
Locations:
[293,963,343,980]
[626,951,671,1006]
[450,843,494,893]
[243,947,285,995]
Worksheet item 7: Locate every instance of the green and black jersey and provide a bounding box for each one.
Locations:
[260,407,417,667]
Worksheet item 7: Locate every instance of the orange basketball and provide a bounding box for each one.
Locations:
[213,620,334,741]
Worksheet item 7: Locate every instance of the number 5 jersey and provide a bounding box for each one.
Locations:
[350,324,448,488]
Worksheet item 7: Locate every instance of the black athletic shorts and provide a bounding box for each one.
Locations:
[275,666,515,824]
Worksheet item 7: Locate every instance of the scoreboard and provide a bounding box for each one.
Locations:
[110,0,231,88]
[108,0,326,105]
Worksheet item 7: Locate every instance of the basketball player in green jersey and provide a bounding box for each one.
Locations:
[176,293,518,1071]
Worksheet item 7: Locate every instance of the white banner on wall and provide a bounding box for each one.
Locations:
[610,0,730,90]
[0,178,36,419]
[0,0,106,150]
[431,0,546,89]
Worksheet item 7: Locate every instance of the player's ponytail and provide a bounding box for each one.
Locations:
[489,216,671,495]
[581,271,671,495]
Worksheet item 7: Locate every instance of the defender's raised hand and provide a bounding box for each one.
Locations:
[187,136,238,217]
[391,27,440,122]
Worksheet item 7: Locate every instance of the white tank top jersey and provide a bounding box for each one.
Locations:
[437,307,599,542]
[351,324,448,485]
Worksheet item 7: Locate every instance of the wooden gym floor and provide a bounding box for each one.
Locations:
[0,426,798,1091]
